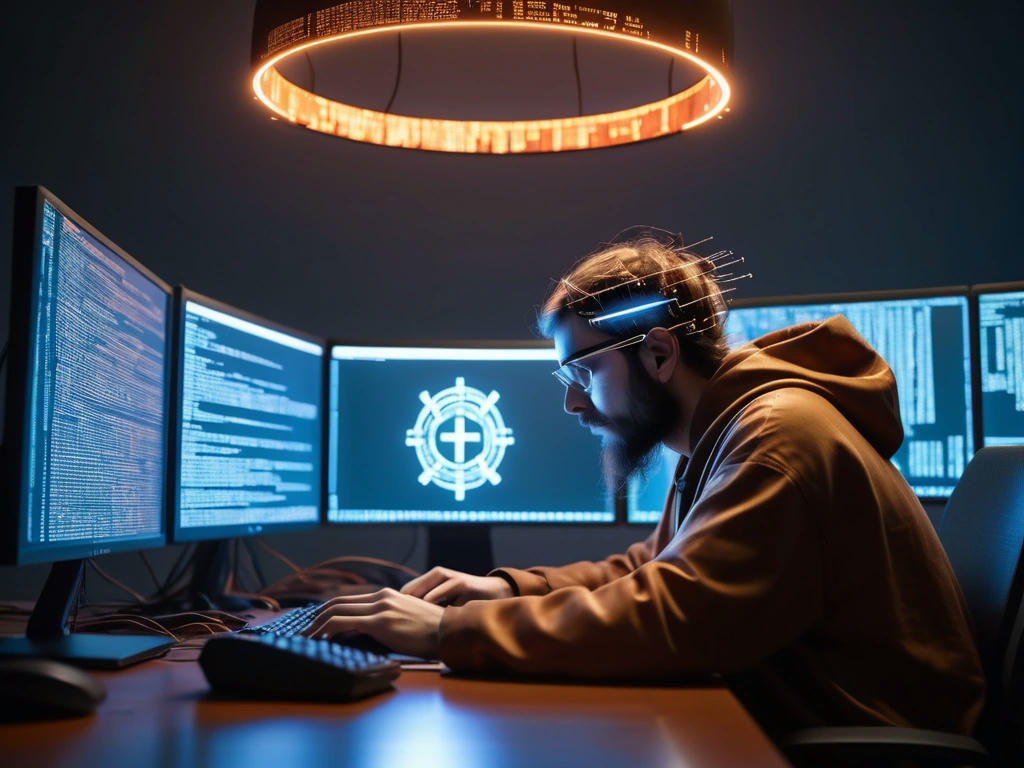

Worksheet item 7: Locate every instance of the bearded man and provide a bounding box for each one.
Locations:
[306,234,984,738]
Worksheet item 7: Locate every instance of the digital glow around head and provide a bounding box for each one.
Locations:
[250,2,732,154]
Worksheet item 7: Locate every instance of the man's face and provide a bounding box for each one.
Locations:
[553,316,680,488]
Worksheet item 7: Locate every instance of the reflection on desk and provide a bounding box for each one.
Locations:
[0,653,791,767]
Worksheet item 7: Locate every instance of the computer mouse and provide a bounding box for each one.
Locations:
[0,657,107,720]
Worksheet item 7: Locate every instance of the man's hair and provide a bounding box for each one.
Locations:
[539,233,733,379]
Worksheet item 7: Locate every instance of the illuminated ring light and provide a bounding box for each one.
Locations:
[251,1,732,154]
[405,377,515,501]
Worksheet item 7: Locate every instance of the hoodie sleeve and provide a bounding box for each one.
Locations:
[487,528,664,596]
[487,462,686,596]
[440,456,823,679]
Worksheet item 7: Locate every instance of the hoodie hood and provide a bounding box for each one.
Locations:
[688,315,904,460]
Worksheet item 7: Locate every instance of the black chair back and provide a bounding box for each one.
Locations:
[937,445,1024,755]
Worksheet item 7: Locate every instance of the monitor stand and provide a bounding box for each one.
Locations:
[426,524,495,575]
[180,540,270,612]
[0,559,174,668]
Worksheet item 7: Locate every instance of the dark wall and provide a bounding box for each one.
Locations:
[0,1,1019,599]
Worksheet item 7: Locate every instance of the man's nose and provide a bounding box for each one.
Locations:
[563,385,591,415]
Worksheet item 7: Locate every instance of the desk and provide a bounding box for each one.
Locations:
[0,650,791,767]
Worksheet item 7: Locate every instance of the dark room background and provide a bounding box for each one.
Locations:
[0,1,1020,598]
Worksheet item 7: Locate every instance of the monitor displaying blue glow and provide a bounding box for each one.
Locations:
[627,445,682,524]
[173,297,323,541]
[976,287,1024,447]
[15,198,169,562]
[723,293,974,499]
[328,345,612,524]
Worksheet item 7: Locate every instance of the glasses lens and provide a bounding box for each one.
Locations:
[553,362,590,392]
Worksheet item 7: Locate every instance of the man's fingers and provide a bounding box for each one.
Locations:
[306,614,372,640]
[317,589,388,611]
[400,567,452,597]
[305,600,381,637]
[422,579,465,606]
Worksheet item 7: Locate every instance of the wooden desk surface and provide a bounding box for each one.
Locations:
[0,649,791,768]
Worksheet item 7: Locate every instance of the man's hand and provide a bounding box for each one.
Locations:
[400,566,514,605]
[303,588,444,659]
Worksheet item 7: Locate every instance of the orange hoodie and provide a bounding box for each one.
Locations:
[438,316,985,735]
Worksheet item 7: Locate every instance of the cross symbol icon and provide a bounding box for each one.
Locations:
[440,413,482,463]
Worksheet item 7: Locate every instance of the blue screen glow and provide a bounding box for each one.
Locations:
[328,345,612,524]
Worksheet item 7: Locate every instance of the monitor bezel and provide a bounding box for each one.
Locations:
[324,336,619,526]
[723,284,975,504]
[169,286,326,543]
[2,186,172,565]
[970,281,1024,450]
[971,281,1024,297]
[728,284,972,310]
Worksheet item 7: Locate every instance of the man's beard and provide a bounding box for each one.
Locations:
[580,356,681,491]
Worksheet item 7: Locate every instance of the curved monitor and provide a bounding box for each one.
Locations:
[170,289,324,541]
[722,288,974,501]
[327,342,612,525]
[973,282,1024,447]
[2,187,170,564]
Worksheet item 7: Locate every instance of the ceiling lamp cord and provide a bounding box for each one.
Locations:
[303,51,316,93]
[384,32,404,114]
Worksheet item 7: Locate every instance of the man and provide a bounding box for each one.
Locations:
[306,234,984,736]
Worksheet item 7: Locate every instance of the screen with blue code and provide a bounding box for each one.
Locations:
[172,295,323,541]
[723,292,974,499]
[976,285,1024,447]
[328,345,612,524]
[628,445,683,524]
[9,193,169,563]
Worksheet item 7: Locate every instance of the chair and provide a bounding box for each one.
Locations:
[783,445,1024,767]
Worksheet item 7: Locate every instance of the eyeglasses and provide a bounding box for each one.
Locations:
[552,334,646,394]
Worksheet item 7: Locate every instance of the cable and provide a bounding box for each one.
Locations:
[87,559,148,605]
[0,339,8,373]
[159,542,197,600]
[255,538,303,573]
[75,614,179,641]
[384,31,403,113]
[304,51,316,93]
[572,37,583,116]
[138,551,163,593]
[318,555,419,579]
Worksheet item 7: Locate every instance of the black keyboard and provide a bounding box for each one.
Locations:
[247,603,320,637]
[199,632,400,701]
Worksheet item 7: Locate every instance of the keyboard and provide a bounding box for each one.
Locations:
[248,604,399,657]
[199,631,400,701]
[247,603,320,637]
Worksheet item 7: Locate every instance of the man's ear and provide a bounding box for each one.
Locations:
[641,328,679,383]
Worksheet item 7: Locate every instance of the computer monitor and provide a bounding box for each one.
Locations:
[171,289,324,542]
[973,282,1024,447]
[628,445,682,525]
[327,342,613,572]
[0,186,174,666]
[722,288,975,500]
[167,289,324,608]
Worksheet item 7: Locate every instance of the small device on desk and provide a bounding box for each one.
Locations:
[199,632,400,701]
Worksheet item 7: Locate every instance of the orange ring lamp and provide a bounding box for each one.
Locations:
[251,1,733,154]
